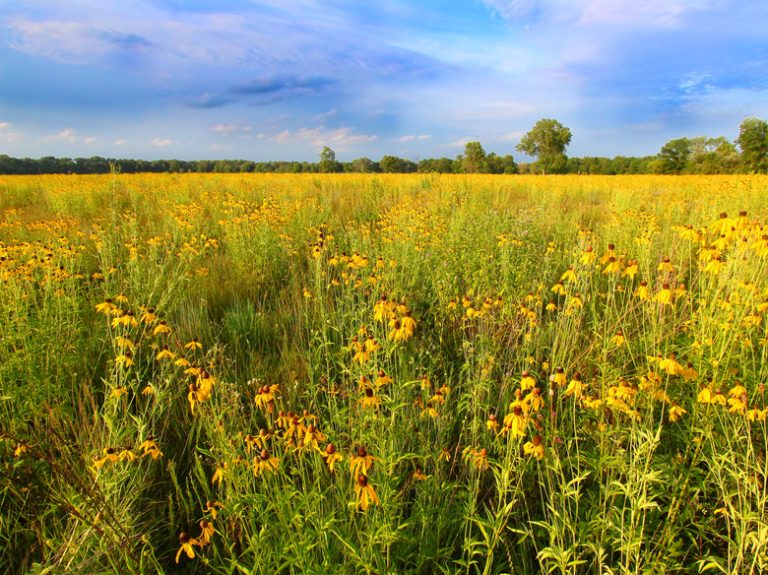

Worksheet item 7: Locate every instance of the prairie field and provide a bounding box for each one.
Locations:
[2,173,768,574]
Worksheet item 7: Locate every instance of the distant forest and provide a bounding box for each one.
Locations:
[2,116,766,175]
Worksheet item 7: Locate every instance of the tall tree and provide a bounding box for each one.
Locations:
[654,137,692,174]
[736,117,768,173]
[516,119,572,174]
[319,146,340,173]
[461,141,487,173]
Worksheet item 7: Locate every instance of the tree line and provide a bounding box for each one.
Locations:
[1,117,766,175]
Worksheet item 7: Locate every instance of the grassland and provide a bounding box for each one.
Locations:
[1,173,768,574]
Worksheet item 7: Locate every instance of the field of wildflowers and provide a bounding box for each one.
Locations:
[1,173,767,574]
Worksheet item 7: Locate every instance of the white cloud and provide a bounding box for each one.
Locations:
[114,138,128,146]
[211,123,252,134]
[56,128,78,142]
[482,0,709,28]
[151,137,172,146]
[270,126,377,149]
[314,109,338,122]
[398,134,431,142]
[84,136,97,144]
[0,121,10,130]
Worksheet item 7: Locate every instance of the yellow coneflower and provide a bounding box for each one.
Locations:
[560,267,576,283]
[349,446,377,477]
[204,501,224,519]
[355,475,380,511]
[564,373,584,399]
[153,320,172,336]
[95,298,116,315]
[111,310,138,328]
[502,406,527,438]
[412,467,429,481]
[359,387,380,410]
[653,284,673,306]
[139,437,163,460]
[551,367,567,387]
[156,345,176,361]
[92,447,120,470]
[185,338,203,350]
[198,520,215,545]
[253,449,279,476]
[323,443,343,472]
[668,404,687,422]
[463,446,489,472]
[302,424,327,451]
[520,371,536,391]
[175,532,201,563]
[115,352,133,368]
[611,330,625,347]
[635,281,650,301]
[523,435,545,460]
[486,413,499,433]
[374,369,392,388]
[140,307,157,324]
[525,388,545,412]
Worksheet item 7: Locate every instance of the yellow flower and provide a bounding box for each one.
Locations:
[523,435,545,460]
[551,367,567,387]
[697,385,712,404]
[668,404,687,422]
[564,373,584,399]
[635,281,650,301]
[560,267,576,282]
[175,532,200,563]
[360,388,381,409]
[355,475,380,511]
[139,437,163,460]
[520,371,536,391]
[153,321,172,335]
[95,299,117,315]
[198,520,215,545]
[653,284,673,306]
[323,443,344,472]
[140,307,157,324]
[185,338,203,350]
[462,446,489,472]
[112,386,128,398]
[253,449,279,476]
[156,345,176,361]
[502,406,527,438]
[611,330,625,347]
[349,446,377,477]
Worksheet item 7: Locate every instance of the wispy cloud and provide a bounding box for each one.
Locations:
[270,126,377,150]
[151,137,173,146]
[398,134,431,142]
[0,0,765,159]
[211,123,252,134]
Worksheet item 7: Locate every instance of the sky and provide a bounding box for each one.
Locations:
[1,0,767,161]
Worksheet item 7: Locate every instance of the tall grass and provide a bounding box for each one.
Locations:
[1,173,767,574]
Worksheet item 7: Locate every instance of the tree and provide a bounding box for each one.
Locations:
[654,137,692,174]
[461,141,487,173]
[379,155,417,173]
[736,117,768,173]
[688,137,740,174]
[516,119,572,174]
[319,146,341,173]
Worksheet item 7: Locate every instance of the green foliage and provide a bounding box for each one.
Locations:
[736,117,768,173]
[654,137,692,174]
[319,146,342,173]
[516,118,572,174]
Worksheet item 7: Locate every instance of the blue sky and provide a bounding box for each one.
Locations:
[1,0,767,161]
